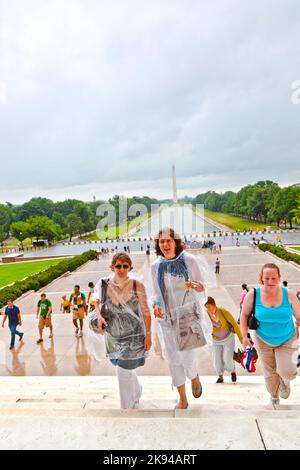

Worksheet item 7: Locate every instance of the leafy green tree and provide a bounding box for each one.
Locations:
[65,213,84,241]
[74,202,95,233]
[17,198,54,220]
[27,216,61,243]
[10,221,30,248]
[0,204,11,235]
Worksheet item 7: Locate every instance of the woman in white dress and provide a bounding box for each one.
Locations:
[151,228,211,409]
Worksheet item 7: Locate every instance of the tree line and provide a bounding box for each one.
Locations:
[0,195,159,244]
[192,181,300,228]
[0,181,299,245]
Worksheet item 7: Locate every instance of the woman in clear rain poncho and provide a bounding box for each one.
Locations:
[92,252,152,409]
[151,228,212,409]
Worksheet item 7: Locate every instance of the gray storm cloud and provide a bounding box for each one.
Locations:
[0,0,300,203]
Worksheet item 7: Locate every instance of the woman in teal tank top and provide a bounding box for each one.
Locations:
[240,263,300,406]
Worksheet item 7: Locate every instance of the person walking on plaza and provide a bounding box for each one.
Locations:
[87,281,95,310]
[2,299,24,350]
[36,293,53,344]
[151,228,211,410]
[237,283,249,324]
[70,285,87,337]
[215,258,220,274]
[94,252,152,409]
[240,263,300,405]
[60,295,70,313]
[205,296,242,383]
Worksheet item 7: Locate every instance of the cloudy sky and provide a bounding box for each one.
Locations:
[0,0,300,204]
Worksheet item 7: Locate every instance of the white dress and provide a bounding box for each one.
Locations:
[151,251,211,387]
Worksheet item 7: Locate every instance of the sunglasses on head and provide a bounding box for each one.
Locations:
[114,264,130,269]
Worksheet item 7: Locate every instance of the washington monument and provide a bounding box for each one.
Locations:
[172,164,178,203]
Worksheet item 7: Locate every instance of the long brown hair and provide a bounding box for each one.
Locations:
[154,227,185,257]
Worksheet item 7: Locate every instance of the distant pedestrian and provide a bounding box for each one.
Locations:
[141,245,143,251]
[2,299,24,350]
[218,244,222,253]
[70,285,87,338]
[60,295,71,313]
[36,293,53,344]
[215,258,220,274]
[127,246,130,253]
[87,281,95,309]
[236,238,240,247]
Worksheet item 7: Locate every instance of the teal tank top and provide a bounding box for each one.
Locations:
[255,287,295,346]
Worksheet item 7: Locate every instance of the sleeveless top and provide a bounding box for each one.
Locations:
[255,287,295,346]
[102,279,146,370]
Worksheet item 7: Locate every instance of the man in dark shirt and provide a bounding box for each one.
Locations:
[2,299,24,350]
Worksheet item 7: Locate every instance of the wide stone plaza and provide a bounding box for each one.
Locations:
[0,244,300,449]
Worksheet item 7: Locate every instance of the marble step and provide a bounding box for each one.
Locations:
[0,414,300,450]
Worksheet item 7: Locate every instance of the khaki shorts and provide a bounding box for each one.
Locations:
[72,309,85,320]
[39,315,52,329]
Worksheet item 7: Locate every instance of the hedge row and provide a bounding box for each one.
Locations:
[258,243,300,264]
[0,250,97,308]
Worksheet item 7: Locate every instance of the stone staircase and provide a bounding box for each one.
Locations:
[0,376,300,449]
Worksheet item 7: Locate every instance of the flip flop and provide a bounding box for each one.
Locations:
[192,377,202,398]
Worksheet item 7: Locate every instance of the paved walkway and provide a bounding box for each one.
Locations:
[1,247,300,377]
[1,246,300,450]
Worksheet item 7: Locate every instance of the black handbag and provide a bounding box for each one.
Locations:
[247,288,259,330]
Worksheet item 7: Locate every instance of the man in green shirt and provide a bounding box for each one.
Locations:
[36,293,53,344]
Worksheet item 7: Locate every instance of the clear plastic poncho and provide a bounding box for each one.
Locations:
[87,273,150,369]
[150,251,214,352]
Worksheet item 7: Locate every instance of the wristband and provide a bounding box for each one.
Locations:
[153,301,161,307]
[146,332,151,336]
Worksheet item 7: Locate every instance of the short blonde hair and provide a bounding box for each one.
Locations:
[110,252,133,270]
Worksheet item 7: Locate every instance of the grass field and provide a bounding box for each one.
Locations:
[290,246,300,252]
[203,209,278,231]
[6,238,32,247]
[0,259,67,289]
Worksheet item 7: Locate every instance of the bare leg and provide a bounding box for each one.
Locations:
[176,384,188,409]
[38,326,43,340]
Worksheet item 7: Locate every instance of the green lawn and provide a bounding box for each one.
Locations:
[0,259,67,289]
[6,238,32,247]
[290,246,300,252]
[202,209,278,231]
